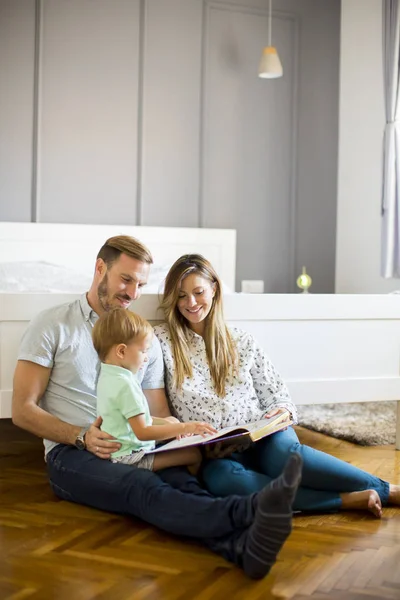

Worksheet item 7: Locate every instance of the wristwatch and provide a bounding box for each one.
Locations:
[75,426,88,450]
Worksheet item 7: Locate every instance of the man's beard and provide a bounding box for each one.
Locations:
[97,273,132,312]
[97,273,112,312]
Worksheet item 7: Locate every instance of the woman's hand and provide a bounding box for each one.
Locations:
[182,421,218,437]
[264,407,291,430]
[84,416,121,459]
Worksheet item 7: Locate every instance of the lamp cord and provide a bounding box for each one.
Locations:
[268,0,272,46]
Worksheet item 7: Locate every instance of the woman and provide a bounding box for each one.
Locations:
[154,254,400,517]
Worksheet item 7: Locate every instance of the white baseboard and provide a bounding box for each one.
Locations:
[289,377,400,405]
[0,391,12,419]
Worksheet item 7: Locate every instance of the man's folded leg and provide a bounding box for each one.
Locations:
[47,446,302,579]
[47,445,255,537]
[206,453,303,579]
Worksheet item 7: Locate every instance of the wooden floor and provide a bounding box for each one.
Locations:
[1,421,400,600]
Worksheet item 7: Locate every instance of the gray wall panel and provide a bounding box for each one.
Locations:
[0,0,35,222]
[278,0,340,294]
[202,4,296,292]
[38,0,140,224]
[141,0,202,226]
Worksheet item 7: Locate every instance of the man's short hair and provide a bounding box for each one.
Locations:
[97,235,153,267]
[92,308,153,362]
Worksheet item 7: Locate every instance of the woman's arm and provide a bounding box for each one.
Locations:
[249,337,298,423]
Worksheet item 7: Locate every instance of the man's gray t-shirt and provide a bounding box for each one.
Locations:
[18,293,164,456]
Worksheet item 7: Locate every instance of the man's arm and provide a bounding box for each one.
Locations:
[143,388,171,418]
[142,334,171,418]
[12,360,121,458]
[12,360,81,445]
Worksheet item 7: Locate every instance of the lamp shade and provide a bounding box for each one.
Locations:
[258,46,283,79]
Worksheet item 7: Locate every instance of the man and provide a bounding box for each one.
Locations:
[12,235,302,579]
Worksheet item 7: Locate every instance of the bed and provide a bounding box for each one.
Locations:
[1,222,400,449]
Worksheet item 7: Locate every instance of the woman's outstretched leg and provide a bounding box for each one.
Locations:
[254,427,389,506]
[201,427,389,515]
[202,454,344,513]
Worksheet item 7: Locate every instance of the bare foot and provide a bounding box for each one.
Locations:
[367,491,383,518]
[388,484,400,505]
[340,490,382,518]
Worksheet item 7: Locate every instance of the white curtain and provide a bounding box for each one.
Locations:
[381,0,400,277]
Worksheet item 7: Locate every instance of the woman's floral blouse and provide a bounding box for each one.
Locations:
[154,324,297,429]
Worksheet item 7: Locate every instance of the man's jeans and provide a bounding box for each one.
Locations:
[46,444,255,565]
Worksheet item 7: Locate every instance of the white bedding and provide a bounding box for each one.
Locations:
[0,261,232,295]
[0,261,92,293]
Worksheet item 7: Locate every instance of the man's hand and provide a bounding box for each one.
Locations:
[85,416,121,459]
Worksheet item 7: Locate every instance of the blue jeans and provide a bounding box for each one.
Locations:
[46,444,255,566]
[202,427,390,511]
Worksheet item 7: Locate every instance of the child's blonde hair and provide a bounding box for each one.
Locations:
[92,308,153,362]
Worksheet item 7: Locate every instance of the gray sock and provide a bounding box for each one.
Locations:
[242,452,303,579]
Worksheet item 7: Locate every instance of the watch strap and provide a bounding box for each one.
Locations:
[75,426,89,449]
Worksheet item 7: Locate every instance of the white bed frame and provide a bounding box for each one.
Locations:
[1,222,400,449]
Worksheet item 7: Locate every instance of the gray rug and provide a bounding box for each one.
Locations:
[297,401,397,446]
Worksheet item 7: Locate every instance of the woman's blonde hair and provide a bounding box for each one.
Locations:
[92,308,153,362]
[161,254,237,397]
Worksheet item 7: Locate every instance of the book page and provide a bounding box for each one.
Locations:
[148,423,250,454]
[147,412,291,454]
[246,412,289,432]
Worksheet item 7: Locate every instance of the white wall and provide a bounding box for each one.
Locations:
[336,0,400,293]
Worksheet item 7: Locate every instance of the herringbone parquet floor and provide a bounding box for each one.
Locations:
[1,420,399,600]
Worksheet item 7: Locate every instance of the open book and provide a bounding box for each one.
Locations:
[147,411,292,455]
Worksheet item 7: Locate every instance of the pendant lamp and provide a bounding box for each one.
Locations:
[258,0,283,79]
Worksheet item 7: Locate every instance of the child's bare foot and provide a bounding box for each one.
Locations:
[388,484,400,505]
[340,490,382,518]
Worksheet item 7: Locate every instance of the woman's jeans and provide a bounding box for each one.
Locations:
[46,444,257,566]
[202,427,390,511]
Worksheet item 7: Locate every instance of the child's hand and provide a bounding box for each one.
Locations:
[164,416,184,440]
[182,421,218,437]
